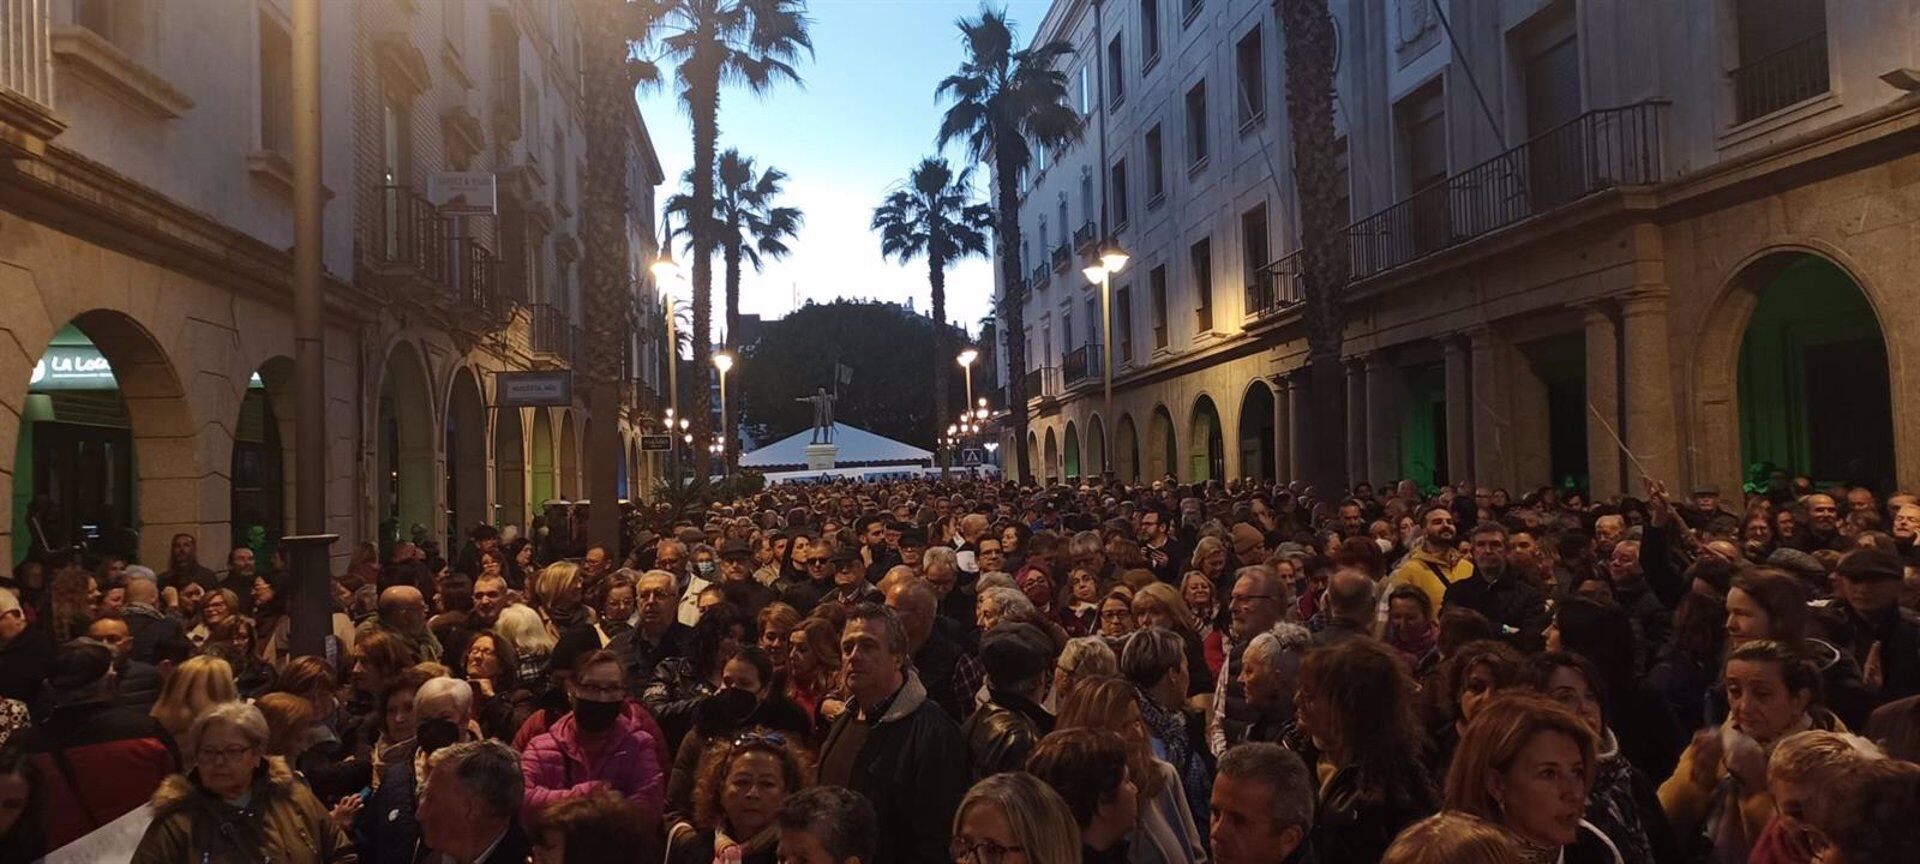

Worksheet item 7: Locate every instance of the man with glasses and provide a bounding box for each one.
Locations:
[607,570,693,692]
[1207,565,1288,755]
[716,538,775,616]
[1139,506,1186,585]
[779,545,835,615]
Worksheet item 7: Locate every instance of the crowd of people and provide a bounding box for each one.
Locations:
[2,471,1919,864]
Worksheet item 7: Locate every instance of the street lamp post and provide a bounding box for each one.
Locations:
[957,347,979,411]
[1083,240,1128,478]
[651,249,681,489]
[713,351,734,475]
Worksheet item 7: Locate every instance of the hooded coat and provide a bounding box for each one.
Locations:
[132,757,354,864]
[519,711,665,823]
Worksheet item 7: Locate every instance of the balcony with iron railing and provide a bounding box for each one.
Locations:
[1072,221,1097,251]
[1051,243,1071,272]
[447,237,509,332]
[1029,262,1051,290]
[1732,32,1829,123]
[1345,100,1667,281]
[1245,250,1306,323]
[1023,366,1061,405]
[1062,343,1102,387]
[372,185,450,289]
[529,303,575,364]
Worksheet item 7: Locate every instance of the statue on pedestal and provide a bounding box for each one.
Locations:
[796,387,837,444]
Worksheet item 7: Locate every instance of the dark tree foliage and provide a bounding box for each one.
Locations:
[738,300,968,448]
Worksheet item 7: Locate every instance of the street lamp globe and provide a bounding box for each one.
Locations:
[1098,239,1130,274]
[649,256,681,282]
[1081,264,1107,286]
[712,352,734,373]
[957,347,979,368]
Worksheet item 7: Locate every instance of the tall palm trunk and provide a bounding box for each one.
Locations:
[1278,0,1347,495]
[580,0,632,542]
[929,250,950,471]
[991,141,1032,483]
[689,85,719,480]
[723,214,743,463]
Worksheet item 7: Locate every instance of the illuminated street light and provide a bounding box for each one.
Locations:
[1084,239,1127,478]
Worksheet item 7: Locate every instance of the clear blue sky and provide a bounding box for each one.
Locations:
[635,0,1054,344]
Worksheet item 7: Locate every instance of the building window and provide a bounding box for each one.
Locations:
[1079,65,1092,115]
[1108,34,1126,108]
[1185,81,1208,169]
[1145,125,1165,203]
[1149,265,1169,349]
[1038,217,1049,257]
[1116,284,1135,361]
[1732,0,1827,122]
[1396,81,1448,253]
[1078,170,1093,236]
[1235,26,1265,130]
[258,11,293,155]
[1241,204,1269,299]
[1110,159,1129,229]
[1191,238,1213,332]
[1056,198,1069,249]
[1182,0,1202,27]
[1140,0,1161,68]
[1063,309,1074,350]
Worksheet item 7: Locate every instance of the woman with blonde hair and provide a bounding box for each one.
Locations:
[1188,536,1228,585]
[149,655,239,739]
[496,603,558,694]
[1130,583,1213,705]
[784,617,843,732]
[530,561,592,636]
[1445,693,1620,864]
[1058,676,1205,864]
[1051,637,1118,711]
[1382,812,1523,864]
[951,772,1081,864]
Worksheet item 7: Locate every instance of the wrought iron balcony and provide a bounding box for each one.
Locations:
[1062,344,1103,386]
[1245,250,1306,323]
[529,303,575,363]
[1051,243,1071,272]
[1345,101,1667,281]
[447,237,508,331]
[373,185,450,285]
[1029,262,1050,289]
[1732,32,1828,123]
[1073,221,1097,251]
[1023,366,1060,404]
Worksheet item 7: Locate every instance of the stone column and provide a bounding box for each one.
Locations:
[1286,372,1307,484]
[1619,288,1680,489]
[1345,357,1368,485]
[0,0,63,161]
[1468,327,1513,491]
[1273,375,1292,484]
[1442,336,1473,485]
[1366,354,1400,485]
[1581,302,1624,501]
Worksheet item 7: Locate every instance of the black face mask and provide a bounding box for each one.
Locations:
[417,718,462,755]
[572,698,622,733]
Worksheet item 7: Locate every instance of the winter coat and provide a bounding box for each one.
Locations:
[1658,710,1843,864]
[512,697,671,773]
[133,757,354,864]
[353,744,423,864]
[13,699,177,852]
[122,602,184,665]
[519,711,665,823]
[1130,759,1208,864]
[474,685,538,743]
[960,689,1054,780]
[0,624,54,703]
[1309,761,1439,864]
[1586,728,1681,864]
[817,672,969,864]
[644,656,720,748]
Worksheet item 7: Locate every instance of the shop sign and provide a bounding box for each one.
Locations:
[497,370,572,407]
[429,172,497,216]
[640,434,674,452]
[29,346,116,390]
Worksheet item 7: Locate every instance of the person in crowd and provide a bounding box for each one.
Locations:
[1234,622,1313,746]
[1051,636,1117,712]
[530,561,594,638]
[85,615,161,712]
[884,578,983,721]
[349,626,418,709]
[496,604,557,695]
[646,602,753,746]
[149,653,239,740]
[1444,522,1547,649]
[1119,626,1212,831]
[416,739,532,864]
[1098,587,1138,640]
[1189,536,1229,588]
[523,648,665,821]
[357,585,443,664]
[961,622,1056,778]
[268,656,363,801]
[1830,548,1920,703]
[1384,584,1440,669]
[1381,812,1523,864]
[1024,728,1140,864]
[533,788,659,864]
[1724,570,1872,730]
[463,629,537,742]
[118,571,182,665]
[1531,651,1678,864]
[357,676,479,864]
[757,602,802,684]
[1548,597,1686,778]
[608,570,696,691]
[1659,639,1844,862]
[666,728,814,864]
[1293,638,1438,863]
[1803,758,1920,864]
[1208,742,1316,864]
[663,646,813,823]
[816,603,968,864]
[1431,640,1529,774]
[951,772,1082,864]
[45,567,97,643]
[1647,591,1728,732]
[775,786,878,864]
[785,617,844,728]
[1387,506,1470,613]
[1444,692,1623,863]
[0,589,54,703]
[1130,583,1214,707]
[1749,730,1884,864]
[365,667,434,794]
[132,701,349,864]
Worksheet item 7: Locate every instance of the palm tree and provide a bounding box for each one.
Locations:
[633,0,812,478]
[871,157,992,459]
[936,10,1080,484]
[665,148,802,462]
[1277,0,1348,494]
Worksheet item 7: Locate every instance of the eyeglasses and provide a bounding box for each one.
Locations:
[573,683,626,701]
[198,745,256,765]
[806,559,829,568]
[1230,593,1276,605]
[732,730,789,749]
[951,838,1025,864]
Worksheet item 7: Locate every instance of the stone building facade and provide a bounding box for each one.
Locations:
[999,0,1920,498]
[0,0,666,569]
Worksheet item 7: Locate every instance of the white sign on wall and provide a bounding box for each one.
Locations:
[429,172,498,216]
[497,371,573,408]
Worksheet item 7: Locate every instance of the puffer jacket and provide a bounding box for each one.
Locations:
[1658,710,1844,864]
[132,757,354,864]
[520,711,664,823]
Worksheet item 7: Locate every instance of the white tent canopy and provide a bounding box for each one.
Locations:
[740,423,933,470]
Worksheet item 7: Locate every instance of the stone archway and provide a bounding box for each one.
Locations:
[494,406,527,529]
[1238,382,1276,481]
[1114,414,1140,482]
[559,411,579,499]
[1189,395,1225,481]
[1064,421,1082,479]
[1044,427,1060,484]
[1692,249,1900,494]
[1027,431,1040,479]
[1148,405,1177,480]
[531,408,555,506]
[377,342,436,551]
[13,310,202,566]
[445,367,488,541]
[232,356,296,558]
[1086,414,1107,478]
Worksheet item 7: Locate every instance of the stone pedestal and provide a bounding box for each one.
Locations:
[804,443,837,470]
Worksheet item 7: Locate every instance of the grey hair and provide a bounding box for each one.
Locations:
[416,676,474,718]
[1120,626,1187,689]
[1057,637,1118,678]
[777,786,878,864]
[1244,621,1315,666]
[845,603,912,667]
[978,586,1036,619]
[1217,743,1314,831]
[1068,530,1104,560]
[187,701,269,762]
[922,546,958,571]
[955,772,1081,864]
[425,739,523,820]
[976,572,1017,593]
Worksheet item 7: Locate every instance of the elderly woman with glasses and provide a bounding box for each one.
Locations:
[665,729,816,864]
[133,701,352,864]
[522,649,665,823]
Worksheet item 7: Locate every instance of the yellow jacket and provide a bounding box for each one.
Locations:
[1388,544,1470,612]
[1658,712,1844,856]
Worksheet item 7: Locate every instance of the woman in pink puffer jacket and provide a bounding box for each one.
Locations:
[519,649,665,824]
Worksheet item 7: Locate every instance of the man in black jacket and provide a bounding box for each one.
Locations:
[960,622,1054,779]
[1443,522,1547,650]
[1834,548,1920,703]
[413,739,530,864]
[817,604,967,864]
